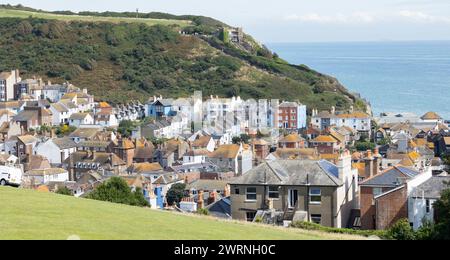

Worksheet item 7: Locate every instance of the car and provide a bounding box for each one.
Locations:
[0,165,23,187]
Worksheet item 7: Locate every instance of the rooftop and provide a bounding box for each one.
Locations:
[230,159,343,187]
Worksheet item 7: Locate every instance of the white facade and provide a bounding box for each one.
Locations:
[69,114,94,127]
[183,154,207,165]
[25,169,69,185]
[34,139,76,164]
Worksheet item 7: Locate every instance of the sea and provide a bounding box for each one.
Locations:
[267,41,450,120]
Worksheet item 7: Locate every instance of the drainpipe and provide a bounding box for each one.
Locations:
[306,173,310,222]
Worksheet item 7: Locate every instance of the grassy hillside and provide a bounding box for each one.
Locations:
[0,8,191,27]
[0,6,366,112]
[0,187,363,240]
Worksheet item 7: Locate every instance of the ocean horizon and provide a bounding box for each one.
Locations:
[267,40,450,120]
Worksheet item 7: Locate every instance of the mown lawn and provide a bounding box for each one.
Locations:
[0,8,191,27]
[0,187,364,240]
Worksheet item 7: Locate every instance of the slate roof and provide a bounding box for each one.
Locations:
[69,128,99,139]
[69,113,90,120]
[13,110,37,121]
[412,176,450,199]
[230,159,343,187]
[52,137,77,149]
[360,166,420,187]
[206,197,232,219]
[51,103,68,113]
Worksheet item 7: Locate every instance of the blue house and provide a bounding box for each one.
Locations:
[147,99,174,118]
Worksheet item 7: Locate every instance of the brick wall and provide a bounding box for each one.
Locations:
[375,185,408,230]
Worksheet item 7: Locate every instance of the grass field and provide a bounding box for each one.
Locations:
[0,8,191,27]
[0,187,364,240]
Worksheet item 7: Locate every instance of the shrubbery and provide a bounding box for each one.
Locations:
[87,177,149,207]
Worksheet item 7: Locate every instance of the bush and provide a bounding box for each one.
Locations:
[355,141,376,151]
[87,177,149,207]
[291,221,388,239]
[386,219,416,240]
[56,186,73,196]
[197,208,209,215]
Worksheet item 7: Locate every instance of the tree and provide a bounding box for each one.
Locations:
[354,141,376,151]
[118,120,137,137]
[386,219,416,240]
[56,186,73,196]
[87,177,149,207]
[432,188,450,239]
[166,183,186,206]
[56,124,76,136]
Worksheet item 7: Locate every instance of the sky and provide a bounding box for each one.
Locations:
[4,0,450,43]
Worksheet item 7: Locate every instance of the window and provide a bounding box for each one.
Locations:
[426,199,430,213]
[268,186,279,199]
[311,214,322,224]
[234,188,240,195]
[246,212,256,222]
[309,188,321,204]
[246,187,257,201]
[373,188,383,197]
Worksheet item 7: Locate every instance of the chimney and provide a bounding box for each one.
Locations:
[83,88,88,94]
[365,149,374,179]
[331,106,336,115]
[373,148,381,177]
[337,150,351,181]
[208,190,218,204]
[197,190,204,209]
[224,184,230,197]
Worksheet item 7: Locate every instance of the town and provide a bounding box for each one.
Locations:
[1,68,449,235]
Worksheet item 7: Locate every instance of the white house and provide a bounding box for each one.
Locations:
[311,107,371,137]
[50,103,71,125]
[69,113,94,127]
[183,149,209,165]
[34,137,77,165]
[408,174,450,230]
[24,168,69,185]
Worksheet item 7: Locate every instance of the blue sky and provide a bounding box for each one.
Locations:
[4,0,450,43]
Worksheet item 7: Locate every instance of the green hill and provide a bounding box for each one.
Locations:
[0,187,363,240]
[0,5,366,112]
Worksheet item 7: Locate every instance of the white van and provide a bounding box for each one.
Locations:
[0,165,23,186]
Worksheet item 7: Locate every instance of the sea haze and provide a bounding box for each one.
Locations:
[267,41,450,119]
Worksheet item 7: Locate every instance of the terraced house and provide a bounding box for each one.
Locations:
[311,107,371,138]
[229,152,359,228]
[0,70,21,101]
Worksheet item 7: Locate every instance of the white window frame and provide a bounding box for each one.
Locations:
[246,187,257,201]
[309,188,322,204]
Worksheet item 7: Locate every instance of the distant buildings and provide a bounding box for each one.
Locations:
[278,101,307,130]
[312,106,371,138]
